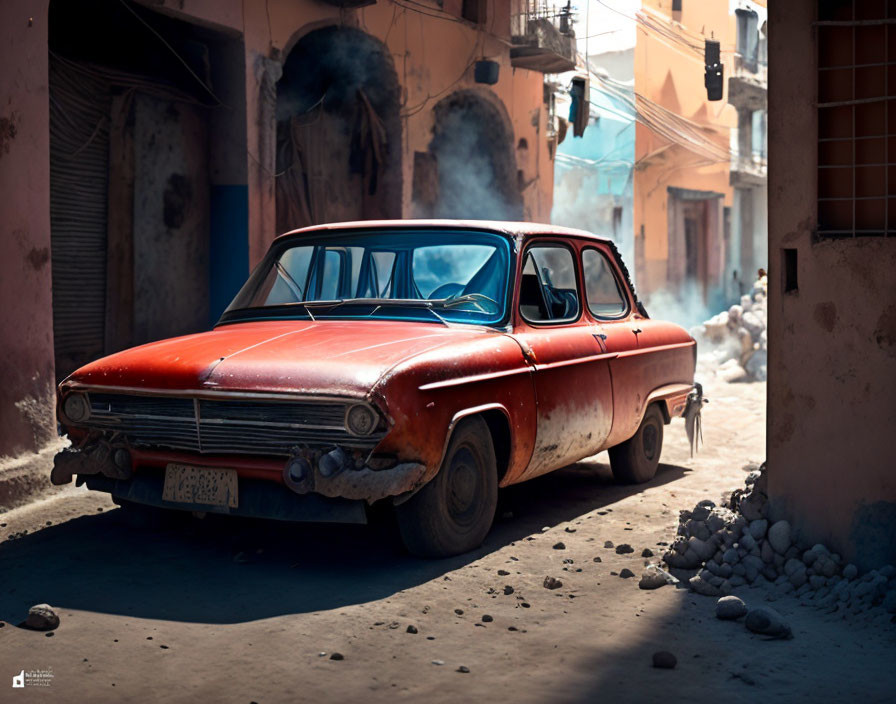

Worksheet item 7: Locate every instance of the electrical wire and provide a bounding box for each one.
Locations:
[116,0,223,106]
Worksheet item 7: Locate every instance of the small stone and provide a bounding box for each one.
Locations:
[615,544,634,554]
[553,542,566,550]
[749,519,768,540]
[639,565,676,590]
[330,652,344,661]
[565,527,576,533]
[784,558,803,577]
[843,564,858,580]
[503,585,514,595]
[716,596,748,620]
[745,607,792,639]
[723,548,739,564]
[689,575,722,597]
[24,604,59,631]
[498,569,510,576]
[652,651,677,669]
[767,521,792,554]
[481,614,493,623]
[593,556,602,563]
[432,660,445,666]
[641,548,654,558]
[543,576,563,590]
[406,625,418,634]
[454,609,464,615]
[619,569,635,579]
[604,541,614,548]
[456,665,470,673]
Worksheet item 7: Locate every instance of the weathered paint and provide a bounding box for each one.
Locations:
[57,221,696,509]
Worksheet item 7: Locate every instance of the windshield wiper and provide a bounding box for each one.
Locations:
[431,292,499,314]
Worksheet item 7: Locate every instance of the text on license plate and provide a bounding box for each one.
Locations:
[162,464,238,508]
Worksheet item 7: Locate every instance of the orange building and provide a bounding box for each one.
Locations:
[632,0,766,310]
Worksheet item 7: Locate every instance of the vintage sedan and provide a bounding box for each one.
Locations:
[53,221,698,557]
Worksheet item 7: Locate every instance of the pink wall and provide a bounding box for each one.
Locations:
[0,1,57,458]
[768,0,896,569]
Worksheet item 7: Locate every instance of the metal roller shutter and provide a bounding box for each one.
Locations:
[49,55,111,380]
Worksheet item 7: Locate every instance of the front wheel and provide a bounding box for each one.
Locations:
[609,404,664,484]
[395,417,497,558]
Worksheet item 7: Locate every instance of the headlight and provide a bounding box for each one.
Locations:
[62,393,90,424]
[345,404,377,436]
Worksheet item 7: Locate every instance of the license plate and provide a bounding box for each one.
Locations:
[162,464,238,508]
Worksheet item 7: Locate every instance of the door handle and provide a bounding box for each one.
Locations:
[632,327,642,334]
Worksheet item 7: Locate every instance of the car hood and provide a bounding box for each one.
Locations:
[65,320,498,399]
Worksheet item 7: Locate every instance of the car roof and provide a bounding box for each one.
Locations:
[274,219,612,244]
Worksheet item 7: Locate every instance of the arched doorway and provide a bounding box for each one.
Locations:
[275,26,401,232]
[427,90,523,221]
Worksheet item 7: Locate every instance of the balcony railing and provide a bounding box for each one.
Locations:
[730,153,767,188]
[727,53,767,110]
[511,1,576,74]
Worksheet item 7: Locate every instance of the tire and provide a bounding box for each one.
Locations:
[609,404,664,484]
[395,416,497,558]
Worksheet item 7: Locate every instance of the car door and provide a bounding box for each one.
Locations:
[511,242,615,480]
[580,245,644,448]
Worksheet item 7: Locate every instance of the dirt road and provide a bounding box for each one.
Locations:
[1,375,893,702]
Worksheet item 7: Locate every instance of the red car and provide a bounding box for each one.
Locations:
[53,220,697,557]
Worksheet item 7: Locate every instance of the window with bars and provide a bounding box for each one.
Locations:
[817,0,896,238]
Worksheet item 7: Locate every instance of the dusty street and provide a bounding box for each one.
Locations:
[1,374,893,703]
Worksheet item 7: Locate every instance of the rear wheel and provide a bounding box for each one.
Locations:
[395,417,497,558]
[609,404,664,484]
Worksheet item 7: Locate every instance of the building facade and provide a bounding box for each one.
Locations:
[0,0,570,503]
[552,0,767,321]
[768,0,896,569]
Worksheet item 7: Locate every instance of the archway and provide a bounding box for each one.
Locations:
[275,26,401,232]
[427,90,523,221]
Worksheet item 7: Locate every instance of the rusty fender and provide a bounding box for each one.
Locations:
[51,441,133,486]
[283,446,428,503]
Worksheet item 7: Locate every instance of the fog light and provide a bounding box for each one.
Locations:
[63,393,90,423]
[113,448,131,471]
[319,447,348,478]
[346,404,376,436]
[287,456,311,484]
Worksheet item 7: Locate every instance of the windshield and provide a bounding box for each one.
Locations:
[221,229,512,326]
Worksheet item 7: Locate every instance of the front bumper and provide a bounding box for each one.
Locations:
[52,440,429,507]
[82,473,369,524]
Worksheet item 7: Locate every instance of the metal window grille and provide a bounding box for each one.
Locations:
[816,0,896,238]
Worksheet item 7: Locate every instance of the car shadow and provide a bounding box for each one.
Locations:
[0,457,689,625]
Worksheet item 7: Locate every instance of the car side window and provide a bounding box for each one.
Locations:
[582,248,629,318]
[519,245,580,324]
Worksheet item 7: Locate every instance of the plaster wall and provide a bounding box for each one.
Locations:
[633,0,735,296]
[0,1,57,459]
[239,0,553,264]
[767,0,896,569]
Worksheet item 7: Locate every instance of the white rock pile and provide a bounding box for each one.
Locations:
[663,465,896,618]
[691,274,768,381]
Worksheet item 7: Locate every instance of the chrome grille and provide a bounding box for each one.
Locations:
[83,393,383,456]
